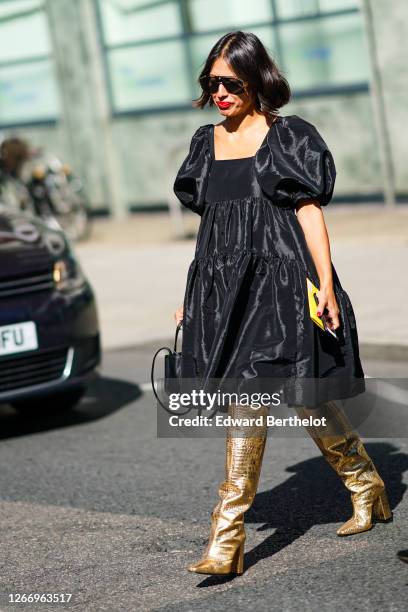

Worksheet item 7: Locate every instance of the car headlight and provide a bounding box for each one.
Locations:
[53,257,86,291]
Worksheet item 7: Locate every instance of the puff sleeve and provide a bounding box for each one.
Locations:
[173,124,212,216]
[256,115,336,208]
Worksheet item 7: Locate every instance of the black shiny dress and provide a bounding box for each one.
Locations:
[173,115,365,405]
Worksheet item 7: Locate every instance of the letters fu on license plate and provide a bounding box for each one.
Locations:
[0,322,38,356]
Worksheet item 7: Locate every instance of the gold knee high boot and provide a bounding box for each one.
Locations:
[188,403,268,575]
[295,400,392,536]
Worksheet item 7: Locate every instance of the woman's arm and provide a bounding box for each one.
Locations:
[295,200,340,331]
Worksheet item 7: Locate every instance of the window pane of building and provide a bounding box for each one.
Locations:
[108,41,191,111]
[0,0,50,62]
[279,13,368,90]
[0,60,59,124]
[319,0,359,12]
[98,0,182,46]
[189,0,272,32]
[275,0,320,19]
[275,0,358,19]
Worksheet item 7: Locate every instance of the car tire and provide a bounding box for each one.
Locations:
[12,386,86,414]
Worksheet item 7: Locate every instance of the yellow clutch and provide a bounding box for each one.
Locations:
[306,277,325,331]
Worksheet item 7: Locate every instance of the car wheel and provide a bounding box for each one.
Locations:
[12,386,86,414]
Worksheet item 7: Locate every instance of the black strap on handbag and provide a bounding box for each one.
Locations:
[150,321,191,415]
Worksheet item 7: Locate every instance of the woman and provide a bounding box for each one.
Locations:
[172,31,391,576]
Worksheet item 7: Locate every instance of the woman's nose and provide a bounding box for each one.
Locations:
[216,83,228,96]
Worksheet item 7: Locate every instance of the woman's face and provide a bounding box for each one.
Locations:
[209,56,255,117]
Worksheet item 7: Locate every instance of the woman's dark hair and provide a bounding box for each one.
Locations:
[193,30,291,116]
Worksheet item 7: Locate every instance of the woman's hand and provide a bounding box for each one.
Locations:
[316,287,340,331]
[174,304,184,325]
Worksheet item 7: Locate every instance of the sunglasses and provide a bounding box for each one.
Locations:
[199,74,247,95]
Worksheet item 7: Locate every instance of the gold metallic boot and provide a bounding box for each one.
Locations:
[188,403,268,575]
[295,400,392,536]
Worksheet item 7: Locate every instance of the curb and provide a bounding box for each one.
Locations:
[105,339,408,363]
[359,343,408,362]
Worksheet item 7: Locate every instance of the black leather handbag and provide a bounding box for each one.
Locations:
[151,321,184,413]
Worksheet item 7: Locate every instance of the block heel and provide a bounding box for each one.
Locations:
[232,542,244,575]
[373,490,393,522]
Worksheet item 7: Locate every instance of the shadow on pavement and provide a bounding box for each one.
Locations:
[0,374,142,440]
[196,442,408,585]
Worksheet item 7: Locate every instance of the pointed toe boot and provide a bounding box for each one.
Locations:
[295,400,392,536]
[188,403,268,575]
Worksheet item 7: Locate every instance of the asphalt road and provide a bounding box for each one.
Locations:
[0,345,407,611]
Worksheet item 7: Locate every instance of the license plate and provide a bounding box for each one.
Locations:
[0,321,38,356]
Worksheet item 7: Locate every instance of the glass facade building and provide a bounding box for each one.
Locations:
[0,0,59,125]
[95,0,369,115]
[0,0,404,209]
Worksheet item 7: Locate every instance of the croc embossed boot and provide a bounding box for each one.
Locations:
[295,400,392,536]
[188,402,268,575]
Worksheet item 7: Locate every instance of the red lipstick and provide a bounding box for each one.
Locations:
[217,101,232,109]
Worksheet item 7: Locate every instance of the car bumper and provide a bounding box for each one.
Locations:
[0,283,101,404]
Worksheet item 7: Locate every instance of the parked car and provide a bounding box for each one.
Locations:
[0,208,101,412]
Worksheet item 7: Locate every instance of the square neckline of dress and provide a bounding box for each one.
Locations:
[210,116,282,162]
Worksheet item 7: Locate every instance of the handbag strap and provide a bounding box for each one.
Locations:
[150,345,173,413]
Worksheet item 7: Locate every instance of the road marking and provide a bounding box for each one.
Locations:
[140,382,153,392]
